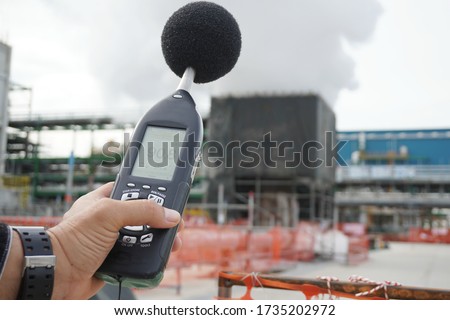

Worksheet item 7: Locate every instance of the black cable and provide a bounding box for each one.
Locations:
[117,277,122,300]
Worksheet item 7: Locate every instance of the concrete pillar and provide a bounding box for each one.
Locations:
[290,194,299,226]
[309,184,316,221]
[393,211,400,232]
[0,42,12,176]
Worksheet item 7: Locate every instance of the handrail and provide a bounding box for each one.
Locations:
[337,165,450,182]
[217,271,450,300]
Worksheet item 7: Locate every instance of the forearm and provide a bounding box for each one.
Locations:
[0,231,24,299]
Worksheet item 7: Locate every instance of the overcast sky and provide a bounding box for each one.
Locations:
[1,0,450,135]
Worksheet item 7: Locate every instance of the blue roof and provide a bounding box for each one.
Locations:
[339,128,450,134]
[336,129,450,165]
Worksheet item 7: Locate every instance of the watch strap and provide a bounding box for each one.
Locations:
[13,227,56,300]
[0,223,12,280]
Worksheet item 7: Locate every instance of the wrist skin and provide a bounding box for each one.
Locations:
[45,229,99,300]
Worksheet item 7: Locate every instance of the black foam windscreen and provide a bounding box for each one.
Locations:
[161,1,241,84]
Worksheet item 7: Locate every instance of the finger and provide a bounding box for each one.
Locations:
[171,235,182,252]
[68,182,114,208]
[64,182,115,219]
[177,219,185,233]
[96,198,181,231]
[86,182,115,200]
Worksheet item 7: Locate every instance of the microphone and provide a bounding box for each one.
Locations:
[161,1,242,85]
[96,1,241,289]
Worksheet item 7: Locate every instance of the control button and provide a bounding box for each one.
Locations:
[148,194,165,206]
[142,185,151,190]
[121,192,139,201]
[122,236,137,244]
[173,94,183,99]
[157,187,167,192]
[140,233,153,244]
[127,183,136,188]
[123,225,144,232]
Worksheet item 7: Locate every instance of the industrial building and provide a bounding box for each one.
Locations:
[336,129,450,237]
[204,98,450,235]
[2,38,449,238]
[0,41,128,214]
[206,94,336,226]
[1,115,131,214]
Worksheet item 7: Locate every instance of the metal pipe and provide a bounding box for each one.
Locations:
[176,67,195,92]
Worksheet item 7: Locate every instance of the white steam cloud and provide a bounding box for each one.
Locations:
[3,0,382,119]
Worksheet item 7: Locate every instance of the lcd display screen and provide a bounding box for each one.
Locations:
[131,126,186,181]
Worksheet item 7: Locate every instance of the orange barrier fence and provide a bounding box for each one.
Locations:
[217,271,450,300]
[159,223,317,293]
[168,222,318,275]
[338,222,366,237]
[408,227,450,244]
[382,232,409,242]
[337,223,369,265]
[0,215,62,227]
[347,235,369,265]
[379,229,450,244]
[0,216,318,274]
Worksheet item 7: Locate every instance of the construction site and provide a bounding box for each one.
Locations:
[2,28,450,301]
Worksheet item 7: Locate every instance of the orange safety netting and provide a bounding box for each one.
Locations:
[0,216,61,227]
[337,223,369,265]
[168,222,318,275]
[0,216,317,272]
[408,227,450,243]
[347,236,369,265]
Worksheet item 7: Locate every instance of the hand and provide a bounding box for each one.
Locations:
[46,182,182,299]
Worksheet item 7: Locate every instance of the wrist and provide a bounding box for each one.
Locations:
[47,226,106,300]
[46,229,71,299]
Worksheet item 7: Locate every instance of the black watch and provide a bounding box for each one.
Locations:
[13,227,56,300]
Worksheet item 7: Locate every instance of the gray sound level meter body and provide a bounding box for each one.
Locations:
[94,0,241,289]
[96,83,203,288]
